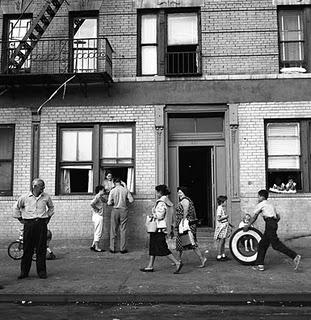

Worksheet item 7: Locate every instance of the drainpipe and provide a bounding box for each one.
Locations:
[31,112,41,183]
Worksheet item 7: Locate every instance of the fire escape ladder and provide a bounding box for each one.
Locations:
[8,0,65,71]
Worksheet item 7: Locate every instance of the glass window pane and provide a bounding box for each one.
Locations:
[0,162,12,190]
[0,127,14,159]
[268,137,300,156]
[78,131,92,161]
[141,15,157,44]
[169,118,195,133]
[62,131,77,161]
[141,46,157,75]
[196,117,223,133]
[118,133,132,158]
[281,42,303,61]
[102,133,117,158]
[168,13,198,45]
[9,19,31,40]
[74,18,97,39]
[267,123,299,136]
[268,156,300,169]
[60,167,92,193]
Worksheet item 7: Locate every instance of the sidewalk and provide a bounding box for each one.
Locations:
[0,239,310,303]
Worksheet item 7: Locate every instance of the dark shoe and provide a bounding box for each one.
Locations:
[38,273,47,279]
[17,274,28,280]
[90,246,95,251]
[221,256,231,261]
[47,252,56,260]
[174,262,183,274]
[140,268,154,272]
[216,257,222,261]
[109,249,116,254]
[120,250,128,254]
[94,248,105,252]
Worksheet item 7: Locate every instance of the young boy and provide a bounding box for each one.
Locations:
[244,189,301,271]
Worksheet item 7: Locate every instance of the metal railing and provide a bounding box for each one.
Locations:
[165,49,201,76]
[1,37,113,78]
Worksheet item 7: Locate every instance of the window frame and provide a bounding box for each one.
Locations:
[277,6,311,71]
[265,119,311,193]
[68,10,99,73]
[56,123,136,195]
[1,13,33,73]
[137,7,201,77]
[0,124,15,196]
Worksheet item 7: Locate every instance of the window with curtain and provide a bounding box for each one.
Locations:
[166,12,199,75]
[58,125,135,194]
[279,9,305,69]
[137,9,201,76]
[266,122,303,193]
[59,129,93,194]
[140,14,158,75]
[0,125,14,196]
[100,127,135,192]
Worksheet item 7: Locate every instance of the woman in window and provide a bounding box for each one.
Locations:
[140,185,183,274]
[175,186,207,268]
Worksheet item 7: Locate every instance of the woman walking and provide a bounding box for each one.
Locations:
[90,185,106,252]
[140,185,183,274]
[175,186,207,268]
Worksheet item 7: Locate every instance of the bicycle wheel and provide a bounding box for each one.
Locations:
[8,241,24,260]
[229,227,263,265]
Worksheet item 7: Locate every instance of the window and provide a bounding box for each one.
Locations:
[266,120,311,193]
[58,125,135,194]
[0,125,14,196]
[69,12,98,72]
[138,9,201,76]
[278,9,305,69]
[2,15,32,72]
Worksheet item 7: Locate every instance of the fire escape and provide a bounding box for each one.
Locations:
[0,0,113,90]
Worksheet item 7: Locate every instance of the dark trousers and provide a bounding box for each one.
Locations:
[21,219,47,276]
[256,218,297,265]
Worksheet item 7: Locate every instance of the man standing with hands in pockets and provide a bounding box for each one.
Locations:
[13,178,54,279]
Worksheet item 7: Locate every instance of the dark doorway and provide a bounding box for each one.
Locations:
[179,146,213,227]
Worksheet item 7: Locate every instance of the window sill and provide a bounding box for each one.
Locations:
[269,192,311,198]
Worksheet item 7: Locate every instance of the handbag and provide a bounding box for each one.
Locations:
[180,232,192,247]
[145,216,157,233]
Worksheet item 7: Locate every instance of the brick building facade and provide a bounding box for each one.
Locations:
[1,0,311,243]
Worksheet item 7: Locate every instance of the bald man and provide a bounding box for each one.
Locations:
[13,179,54,279]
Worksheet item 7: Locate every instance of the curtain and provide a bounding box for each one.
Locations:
[88,169,93,193]
[62,169,71,194]
[167,13,198,46]
[127,168,134,193]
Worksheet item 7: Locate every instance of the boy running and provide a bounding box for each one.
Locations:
[244,189,301,271]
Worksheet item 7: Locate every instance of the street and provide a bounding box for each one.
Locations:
[1,303,311,320]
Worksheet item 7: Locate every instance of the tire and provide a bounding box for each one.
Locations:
[8,241,24,260]
[229,227,263,265]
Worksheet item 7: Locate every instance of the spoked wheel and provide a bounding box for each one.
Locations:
[8,241,24,260]
[229,227,263,265]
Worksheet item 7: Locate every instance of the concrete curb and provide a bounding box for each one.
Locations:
[0,293,311,306]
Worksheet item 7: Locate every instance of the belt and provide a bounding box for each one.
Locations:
[24,218,47,222]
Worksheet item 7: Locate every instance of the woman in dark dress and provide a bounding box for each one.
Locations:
[140,185,183,274]
[175,186,207,267]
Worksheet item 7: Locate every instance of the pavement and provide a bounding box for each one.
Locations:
[0,238,310,304]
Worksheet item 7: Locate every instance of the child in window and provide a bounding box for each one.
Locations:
[270,177,285,193]
[285,177,297,193]
[239,214,255,252]
[214,195,231,261]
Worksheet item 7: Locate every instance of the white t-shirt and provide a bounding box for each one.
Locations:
[253,200,277,219]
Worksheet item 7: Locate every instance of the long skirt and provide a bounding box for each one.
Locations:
[149,232,171,256]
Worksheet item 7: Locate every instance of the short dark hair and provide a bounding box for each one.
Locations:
[258,189,269,200]
[95,185,104,194]
[177,186,189,197]
[155,184,170,196]
[217,195,227,205]
[114,177,121,184]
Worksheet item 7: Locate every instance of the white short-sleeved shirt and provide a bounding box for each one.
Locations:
[253,200,277,219]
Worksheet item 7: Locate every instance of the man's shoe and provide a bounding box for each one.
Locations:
[252,265,265,271]
[120,250,128,254]
[139,268,154,272]
[109,249,116,254]
[17,274,28,280]
[38,273,47,279]
[293,255,301,271]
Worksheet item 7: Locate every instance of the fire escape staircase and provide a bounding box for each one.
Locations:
[8,0,65,72]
